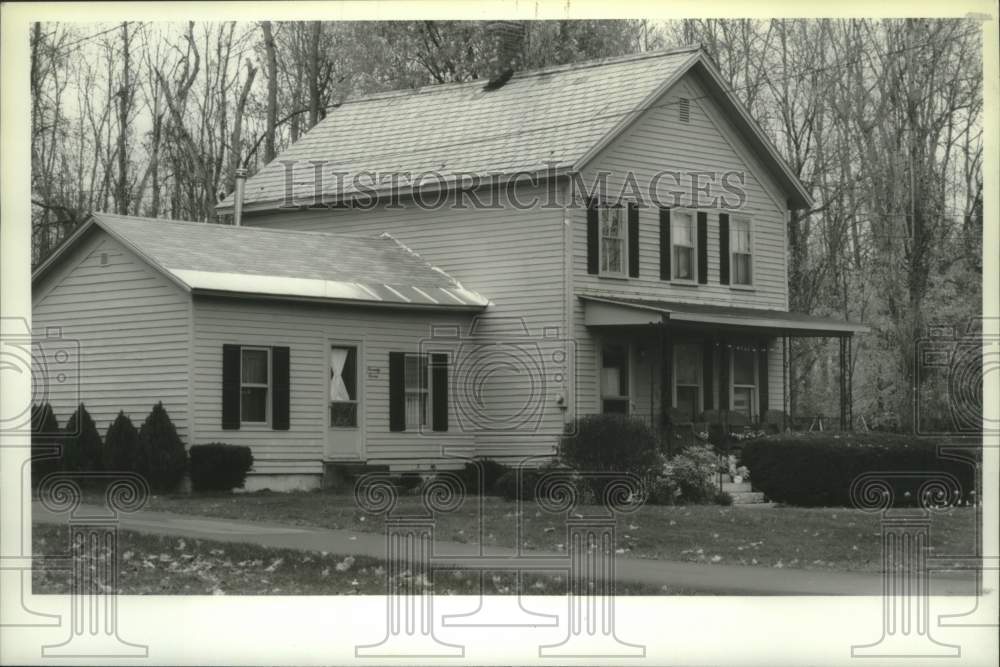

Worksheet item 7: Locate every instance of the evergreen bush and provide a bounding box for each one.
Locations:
[63,403,103,472]
[30,403,62,483]
[137,402,187,492]
[104,411,141,473]
[189,443,253,492]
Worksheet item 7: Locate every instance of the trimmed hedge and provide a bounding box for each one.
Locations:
[189,444,254,492]
[741,433,978,507]
[454,459,511,496]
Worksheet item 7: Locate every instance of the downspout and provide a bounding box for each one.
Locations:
[233,167,248,227]
[561,177,575,429]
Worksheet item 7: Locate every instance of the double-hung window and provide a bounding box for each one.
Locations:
[600,343,630,414]
[731,216,753,286]
[404,353,431,429]
[731,347,757,420]
[599,206,627,277]
[674,342,702,421]
[671,210,696,281]
[240,347,270,424]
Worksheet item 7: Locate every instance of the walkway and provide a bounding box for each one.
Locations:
[32,502,979,596]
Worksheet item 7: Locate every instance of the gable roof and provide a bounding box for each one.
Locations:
[222,46,812,213]
[33,213,489,310]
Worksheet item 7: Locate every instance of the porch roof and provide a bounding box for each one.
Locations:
[579,294,868,337]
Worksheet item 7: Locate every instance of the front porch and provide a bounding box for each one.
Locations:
[580,295,868,453]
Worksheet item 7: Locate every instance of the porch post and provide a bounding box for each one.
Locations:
[788,336,795,430]
[782,336,790,431]
[848,335,854,431]
[658,319,673,452]
[839,336,847,431]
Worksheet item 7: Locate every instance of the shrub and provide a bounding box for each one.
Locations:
[189,443,254,492]
[560,415,660,498]
[63,403,103,472]
[455,459,511,495]
[666,445,718,504]
[741,433,978,507]
[137,402,187,493]
[714,491,734,506]
[104,411,141,473]
[495,467,542,501]
[30,403,62,483]
[644,475,677,506]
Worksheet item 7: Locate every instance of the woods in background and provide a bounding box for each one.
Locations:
[29,19,983,433]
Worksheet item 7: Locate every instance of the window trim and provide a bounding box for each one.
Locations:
[729,345,759,420]
[240,346,271,426]
[672,341,703,416]
[670,207,698,284]
[598,204,629,279]
[403,352,433,430]
[729,214,755,289]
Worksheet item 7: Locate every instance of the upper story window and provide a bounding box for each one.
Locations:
[600,206,627,277]
[241,347,270,424]
[731,216,753,286]
[671,210,696,281]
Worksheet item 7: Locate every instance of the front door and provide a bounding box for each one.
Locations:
[326,342,363,460]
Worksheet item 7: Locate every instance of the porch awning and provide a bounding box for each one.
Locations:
[579,294,868,337]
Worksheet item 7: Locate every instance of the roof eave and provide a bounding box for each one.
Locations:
[191,288,490,312]
[217,164,575,214]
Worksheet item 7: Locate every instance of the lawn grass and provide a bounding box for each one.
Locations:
[31,523,692,596]
[126,491,979,574]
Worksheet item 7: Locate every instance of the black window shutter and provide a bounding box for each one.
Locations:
[697,212,708,284]
[719,344,730,411]
[659,207,671,280]
[702,339,714,410]
[719,213,730,285]
[757,341,769,421]
[431,353,448,432]
[272,346,290,430]
[586,199,599,275]
[222,345,241,430]
[388,352,406,432]
[627,203,639,278]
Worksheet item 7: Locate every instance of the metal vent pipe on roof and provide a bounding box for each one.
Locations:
[233,167,248,227]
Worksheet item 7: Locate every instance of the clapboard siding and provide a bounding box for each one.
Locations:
[32,231,192,440]
[573,72,788,419]
[191,295,478,474]
[244,183,568,462]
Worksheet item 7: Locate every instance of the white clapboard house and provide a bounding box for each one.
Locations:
[32,46,866,490]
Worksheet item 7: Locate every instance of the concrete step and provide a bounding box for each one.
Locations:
[722,481,753,493]
[729,491,767,505]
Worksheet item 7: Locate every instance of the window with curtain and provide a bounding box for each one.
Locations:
[330,346,358,427]
[732,217,752,285]
[241,348,269,423]
[601,343,629,414]
[404,354,430,428]
[674,342,702,421]
[672,211,695,280]
[732,347,756,419]
[600,206,626,276]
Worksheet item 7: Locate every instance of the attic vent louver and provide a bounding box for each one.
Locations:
[679,97,691,123]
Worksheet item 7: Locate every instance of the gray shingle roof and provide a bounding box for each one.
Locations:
[78,213,489,309]
[228,47,703,210]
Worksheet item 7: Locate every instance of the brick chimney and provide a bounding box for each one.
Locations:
[483,20,525,91]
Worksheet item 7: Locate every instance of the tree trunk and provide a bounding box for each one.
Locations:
[262,21,278,164]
